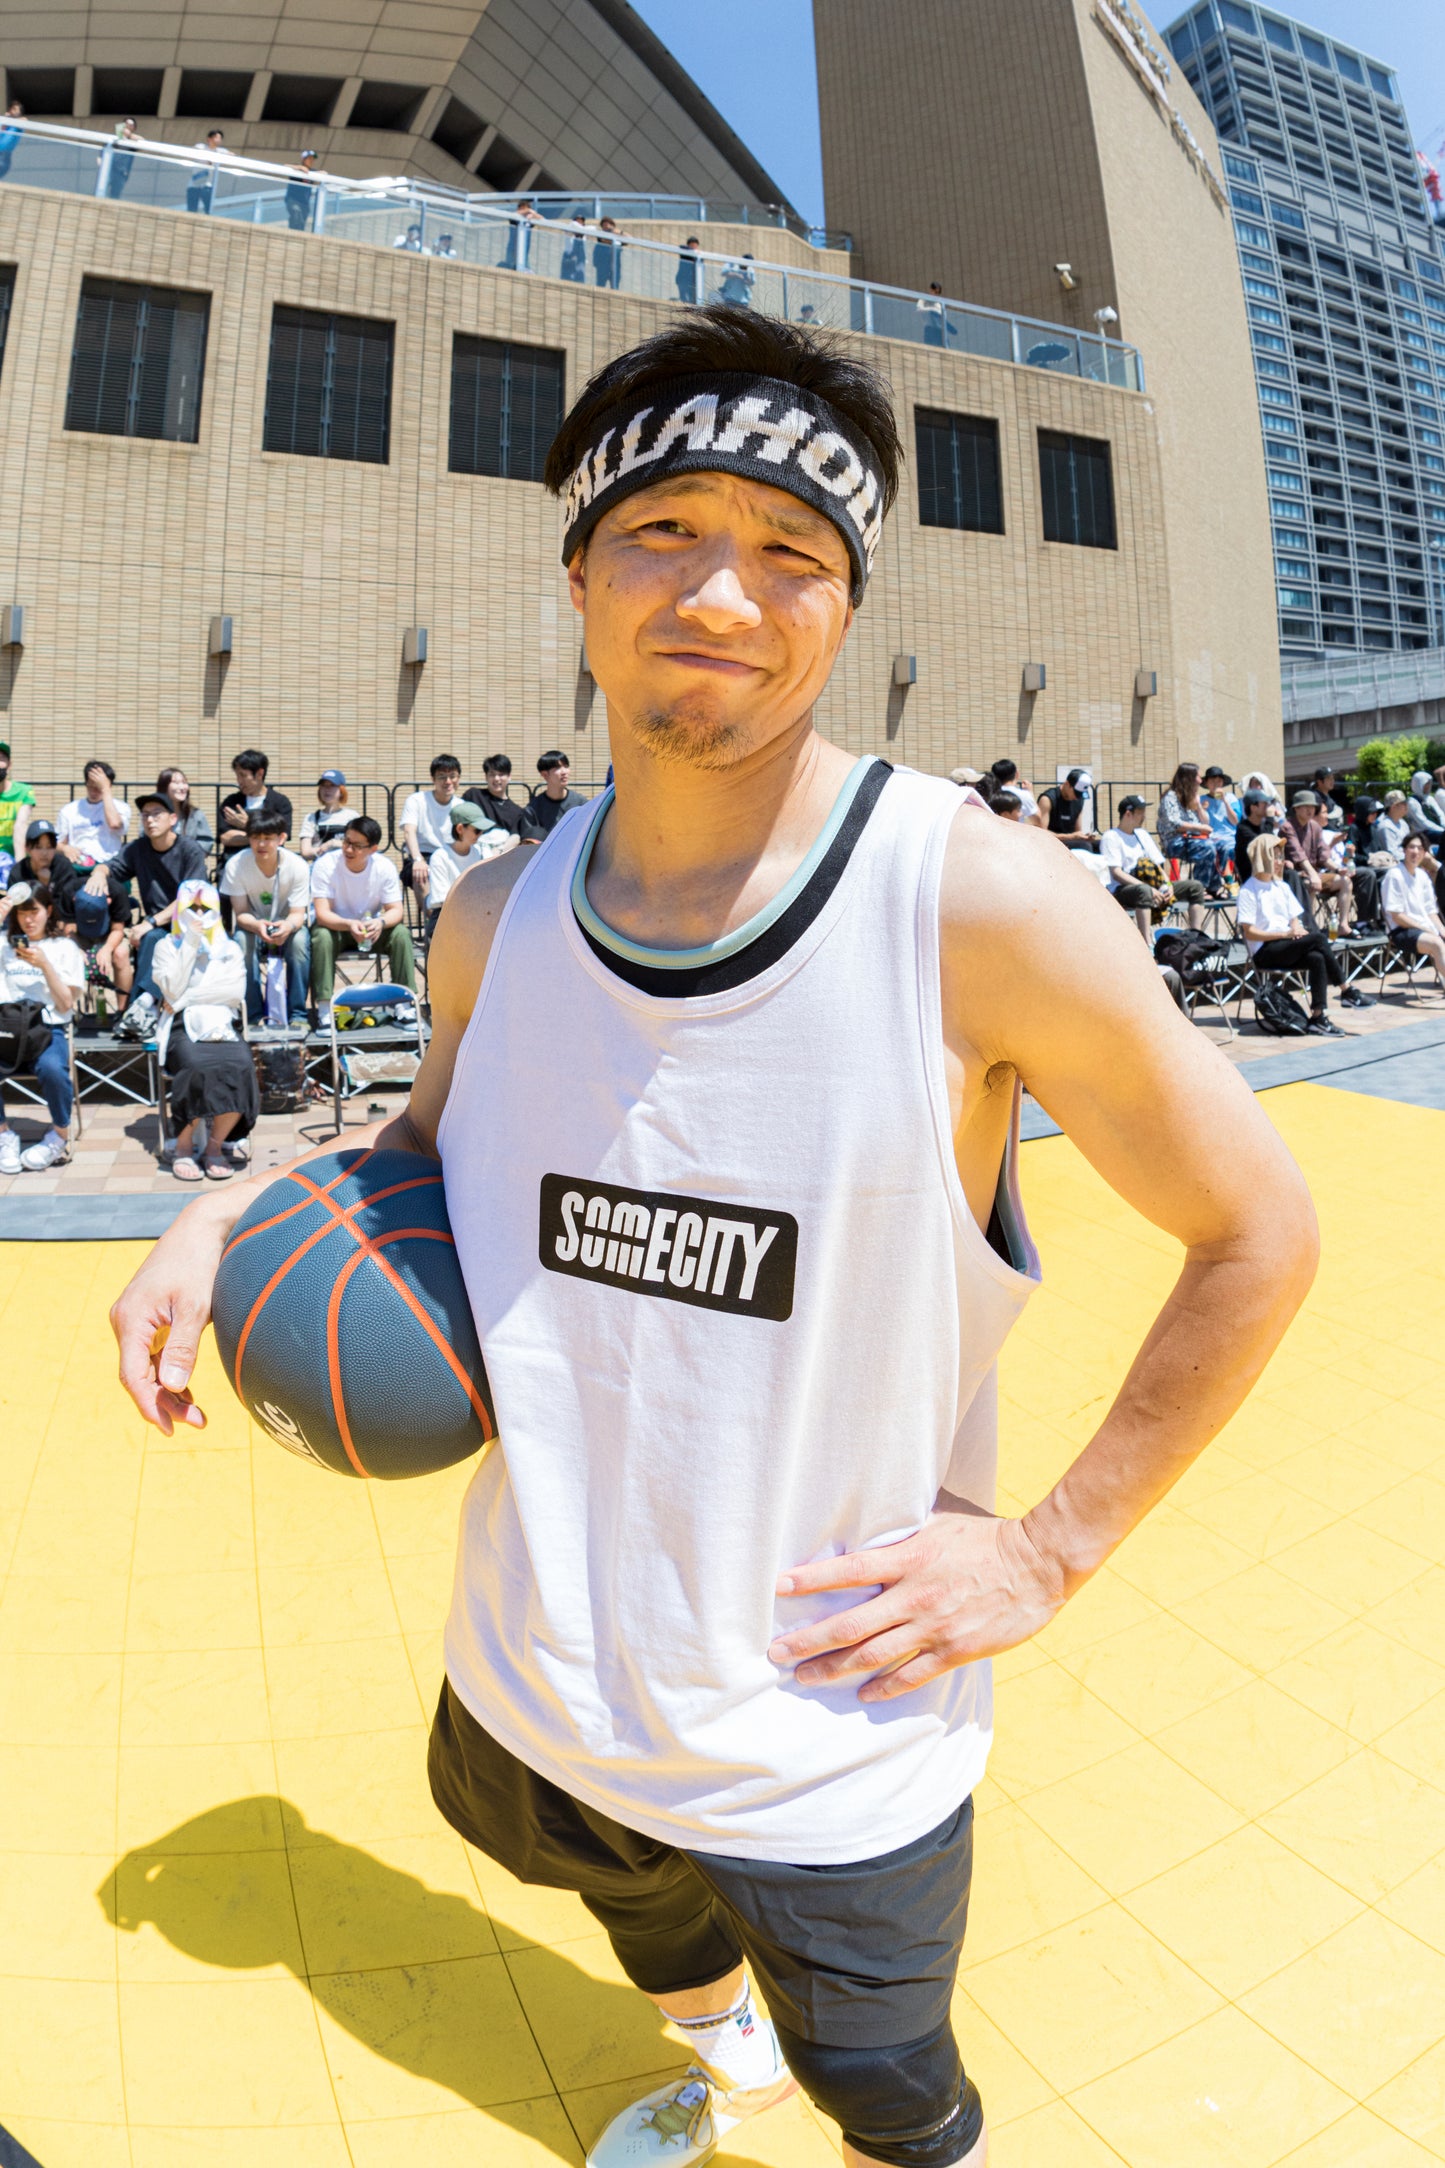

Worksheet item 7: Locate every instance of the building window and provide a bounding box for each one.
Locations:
[263,305,393,464]
[1038,430,1116,549]
[64,277,209,443]
[448,335,565,482]
[914,408,1004,534]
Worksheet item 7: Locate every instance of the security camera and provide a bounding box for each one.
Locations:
[1054,262,1078,291]
[1093,304,1119,327]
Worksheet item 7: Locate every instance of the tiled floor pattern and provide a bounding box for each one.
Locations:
[1,1079,1443,2165]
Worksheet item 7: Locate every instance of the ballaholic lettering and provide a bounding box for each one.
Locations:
[538,1173,797,1320]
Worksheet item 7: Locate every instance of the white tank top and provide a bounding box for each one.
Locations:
[438,762,1040,1863]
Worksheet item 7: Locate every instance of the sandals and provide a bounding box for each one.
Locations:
[202,1154,234,1180]
[173,1156,204,1182]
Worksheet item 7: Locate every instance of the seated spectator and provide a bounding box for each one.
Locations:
[529,750,586,836]
[100,794,209,1041]
[1382,832,1445,994]
[1158,762,1227,896]
[156,767,215,854]
[427,800,513,916]
[1239,769,1285,821]
[58,760,131,867]
[1406,772,1445,846]
[1424,766,1445,830]
[218,750,293,861]
[1099,794,1208,941]
[0,882,84,1172]
[1237,831,1348,1033]
[463,754,541,843]
[1286,788,1357,935]
[1312,766,1346,833]
[989,788,1023,821]
[1202,767,1239,850]
[299,771,351,862]
[309,816,416,1021]
[153,880,258,1181]
[988,758,1041,823]
[0,739,37,874]
[401,755,463,898]
[219,812,311,1028]
[1372,791,1413,862]
[1038,767,1100,851]
[9,820,88,931]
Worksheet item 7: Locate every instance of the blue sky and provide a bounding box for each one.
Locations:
[630,0,1445,223]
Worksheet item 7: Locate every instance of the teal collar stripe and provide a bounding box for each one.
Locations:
[572,758,876,970]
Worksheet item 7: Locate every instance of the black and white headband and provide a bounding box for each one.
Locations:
[558,372,887,604]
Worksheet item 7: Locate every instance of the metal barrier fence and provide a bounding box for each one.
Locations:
[0,120,1144,389]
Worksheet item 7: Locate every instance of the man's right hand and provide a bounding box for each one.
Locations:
[84,868,108,897]
[413,859,430,896]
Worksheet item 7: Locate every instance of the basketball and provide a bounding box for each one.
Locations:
[211,1146,494,1478]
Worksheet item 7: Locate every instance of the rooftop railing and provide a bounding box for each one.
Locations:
[0,120,1144,389]
[474,190,852,251]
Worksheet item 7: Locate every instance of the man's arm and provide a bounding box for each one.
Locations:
[772,816,1317,1701]
[110,851,531,1432]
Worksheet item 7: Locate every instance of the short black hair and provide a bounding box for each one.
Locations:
[483,753,512,776]
[246,810,290,839]
[990,758,1018,785]
[430,753,461,775]
[991,789,1022,814]
[345,814,383,847]
[537,749,567,771]
[233,749,269,776]
[542,304,902,522]
[84,759,117,783]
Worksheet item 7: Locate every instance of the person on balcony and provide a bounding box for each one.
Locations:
[284,150,320,232]
[186,130,227,215]
[676,236,704,305]
[593,216,625,289]
[102,118,140,201]
[0,103,25,184]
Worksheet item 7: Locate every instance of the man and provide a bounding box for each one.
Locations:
[0,741,36,869]
[987,758,1041,825]
[1098,793,1208,941]
[917,281,956,347]
[219,811,312,1028]
[187,128,226,215]
[218,750,293,861]
[0,100,25,184]
[528,750,586,837]
[676,236,704,306]
[284,148,320,232]
[463,754,540,844]
[58,759,131,866]
[431,232,458,259]
[401,755,464,899]
[112,309,1315,2168]
[1382,831,1445,994]
[393,222,424,253]
[96,792,207,1040]
[1373,790,1413,862]
[1037,766,1099,850]
[502,198,541,272]
[1285,788,1358,937]
[1311,765,1346,832]
[309,815,415,1019]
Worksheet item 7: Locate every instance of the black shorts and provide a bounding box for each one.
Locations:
[1390,926,1423,954]
[427,1677,974,2051]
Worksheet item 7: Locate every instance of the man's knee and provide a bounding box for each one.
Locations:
[774,2020,983,2168]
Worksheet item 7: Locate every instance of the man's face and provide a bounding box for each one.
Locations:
[141,803,176,844]
[249,833,280,873]
[484,769,509,797]
[0,753,9,784]
[571,470,853,771]
[1404,840,1427,871]
[85,768,107,799]
[340,832,374,871]
[431,770,459,801]
[542,763,569,798]
[235,765,264,795]
[1122,807,1143,830]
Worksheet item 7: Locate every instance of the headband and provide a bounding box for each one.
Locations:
[558,372,887,604]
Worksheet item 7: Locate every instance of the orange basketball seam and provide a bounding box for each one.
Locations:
[326,1247,372,1477]
[224,1151,377,1249]
[226,1158,442,1253]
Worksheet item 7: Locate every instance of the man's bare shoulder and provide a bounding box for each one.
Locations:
[938,801,1106,932]
[426,847,535,1026]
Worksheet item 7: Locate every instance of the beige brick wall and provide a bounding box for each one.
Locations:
[815,0,1283,780]
[0,181,1178,797]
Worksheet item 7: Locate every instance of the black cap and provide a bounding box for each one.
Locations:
[1203,765,1228,781]
[1117,794,1150,813]
[135,791,174,813]
[1242,789,1268,807]
[24,818,56,843]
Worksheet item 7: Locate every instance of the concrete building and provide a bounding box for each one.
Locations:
[814,0,1283,774]
[1283,645,1445,772]
[1162,3,1445,662]
[0,0,787,203]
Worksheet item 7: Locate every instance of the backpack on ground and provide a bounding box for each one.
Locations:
[0,999,50,1078]
[252,1038,307,1114]
[1252,978,1311,1036]
[1152,931,1226,986]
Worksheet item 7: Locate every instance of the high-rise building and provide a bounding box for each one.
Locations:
[1162,2,1445,658]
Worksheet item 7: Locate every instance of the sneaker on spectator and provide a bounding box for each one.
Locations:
[117,993,158,1041]
[21,1132,70,1171]
[0,1130,20,1176]
[1340,989,1374,1009]
[316,1003,332,1027]
[1307,1016,1345,1037]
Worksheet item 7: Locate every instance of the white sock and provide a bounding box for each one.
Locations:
[660,1983,780,2091]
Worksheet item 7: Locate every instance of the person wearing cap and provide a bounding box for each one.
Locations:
[6,816,122,949]
[1158,763,1227,896]
[1423,766,1445,832]
[529,750,587,837]
[1405,771,1445,848]
[401,755,465,899]
[97,794,208,1040]
[1201,767,1239,849]
[1038,766,1101,851]
[1372,791,1414,864]
[284,149,320,232]
[113,307,1316,2168]
[1098,795,1209,941]
[1234,790,1310,911]
[299,771,352,862]
[425,798,515,919]
[1285,789,1362,945]
[0,741,36,870]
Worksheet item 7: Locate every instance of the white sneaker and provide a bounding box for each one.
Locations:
[21,1132,69,1171]
[0,1130,20,1175]
[585,2061,796,2167]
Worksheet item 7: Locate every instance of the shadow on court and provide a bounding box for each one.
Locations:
[95,1797,795,2164]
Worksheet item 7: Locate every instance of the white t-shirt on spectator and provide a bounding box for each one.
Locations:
[426,837,507,911]
[58,795,130,864]
[311,850,402,922]
[0,935,86,1024]
[401,789,458,858]
[300,807,349,854]
[1098,827,1164,893]
[1382,863,1438,928]
[1237,875,1300,954]
[220,847,311,922]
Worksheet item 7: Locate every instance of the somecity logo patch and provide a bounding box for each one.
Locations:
[539,1173,797,1320]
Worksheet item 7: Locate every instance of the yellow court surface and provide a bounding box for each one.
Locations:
[1,1079,1444,2167]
